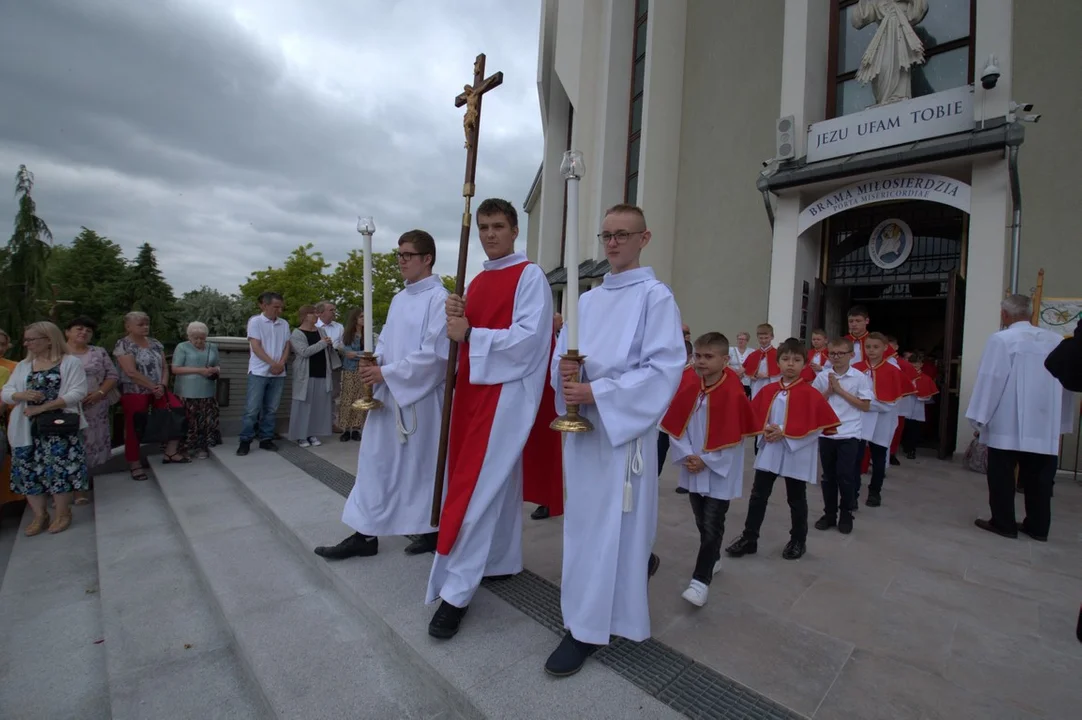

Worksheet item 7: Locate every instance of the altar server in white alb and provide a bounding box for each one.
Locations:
[966,294,1074,542]
[544,203,685,677]
[426,199,553,640]
[314,230,449,561]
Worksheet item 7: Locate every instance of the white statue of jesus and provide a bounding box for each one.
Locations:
[852,0,929,106]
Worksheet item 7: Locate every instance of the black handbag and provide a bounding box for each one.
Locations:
[133,393,188,444]
[31,409,80,438]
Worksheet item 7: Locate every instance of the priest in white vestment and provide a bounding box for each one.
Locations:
[966,294,1074,541]
[426,199,552,640]
[314,230,449,561]
[543,204,685,677]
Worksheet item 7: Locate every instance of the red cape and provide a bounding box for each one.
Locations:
[750,378,840,438]
[437,261,529,555]
[915,373,938,399]
[743,346,780,378]
[800,348,829,382]
[853,359,908,403]
[846,333,869,360]
[522,335,563,515]
[660,368,758,451]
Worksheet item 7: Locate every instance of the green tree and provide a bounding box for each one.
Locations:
[239,243,331,325]
[175,286,255,337]
[1,165,53,344]
[44,227,128,330]
[106,243,179,345]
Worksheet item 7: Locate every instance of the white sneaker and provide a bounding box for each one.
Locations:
[713,559,722,576]
[308,437,322,446]
[297,440,310,448]
[681,580,709,607]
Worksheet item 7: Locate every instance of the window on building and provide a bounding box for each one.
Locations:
[828,0,975,118]
[624,0,648,204]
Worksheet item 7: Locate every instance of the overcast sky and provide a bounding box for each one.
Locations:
[0,0,543,295]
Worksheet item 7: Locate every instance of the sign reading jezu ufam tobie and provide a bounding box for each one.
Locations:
[806,86,974,163]
[797,173,971,234]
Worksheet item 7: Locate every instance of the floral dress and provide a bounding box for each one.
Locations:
[10,365,89,496]
[75,346,118,469]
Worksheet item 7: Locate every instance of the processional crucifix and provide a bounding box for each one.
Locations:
[430,54,503,527]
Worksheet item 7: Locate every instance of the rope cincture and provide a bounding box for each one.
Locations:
[623,437,643,513]
[392,395,417,445]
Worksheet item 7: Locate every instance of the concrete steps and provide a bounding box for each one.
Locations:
[206,443,683,719]
[152,453,463,720]
[0,501,110,720]
[92,472,268,719]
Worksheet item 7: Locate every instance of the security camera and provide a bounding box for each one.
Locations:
[762,158,775,168]
[1010,101,1034,113]
[981,55,1000,90]
[1019,113,1042,123]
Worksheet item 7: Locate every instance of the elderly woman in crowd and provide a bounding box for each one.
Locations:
[0,329,23,511]
[114,311,187,479]
[65,316,119,504]
[1,321,89,535]
[288,305,340,447]
[336,307,369,442]
[171,321,222,459]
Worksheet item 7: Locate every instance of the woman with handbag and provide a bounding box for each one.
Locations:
[288,305,341,447]
[171,321,223,459]
[114,311,188,480]
[0,321,89,535]
[65,316,119,505]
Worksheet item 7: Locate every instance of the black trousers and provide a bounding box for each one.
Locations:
[743,470,808,543]
[901,418,923,454]
[657,432,670,476]
[819,437,860,519]
[986,447,1056,537]
[867,442,888,495]
[689,493,729,584]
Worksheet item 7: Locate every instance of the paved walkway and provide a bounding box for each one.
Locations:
[310,439,1082,719]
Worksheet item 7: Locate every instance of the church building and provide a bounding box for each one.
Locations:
[523,0,1081,466]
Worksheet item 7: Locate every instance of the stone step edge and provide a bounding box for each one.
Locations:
[201,449,486,720]
[93,475,275,720]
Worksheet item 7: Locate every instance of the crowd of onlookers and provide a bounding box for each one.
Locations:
[0,294,370,536]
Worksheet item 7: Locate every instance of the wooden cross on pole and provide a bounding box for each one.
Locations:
[431,53,503,527]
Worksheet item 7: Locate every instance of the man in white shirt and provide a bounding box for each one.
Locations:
[966,294,1073,542]
[729,331,753,398]
[812,337,873,535]
[316,301,346,431]
[239,291,292,455]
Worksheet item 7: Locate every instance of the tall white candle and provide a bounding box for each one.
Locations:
[362,230,374,352]
[561,150,585,350]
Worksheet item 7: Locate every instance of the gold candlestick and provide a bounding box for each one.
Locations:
[550,350,594,433]
[351,351,384,411]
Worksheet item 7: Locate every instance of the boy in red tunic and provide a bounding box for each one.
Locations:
[845,306,871,364]
[851,333,908,507]
[665,339,696,494]
[742,323,781,399]
[800,328,830,382]
[523,313,565,520]
[900,351,939,458]
[725,338,840,560]
[660,332,757,606]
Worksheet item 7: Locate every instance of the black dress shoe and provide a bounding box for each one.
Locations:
[1015,521,1047,542]
[404,532,439,555]
[647,553,660,579]
[340,431,351,442]
[838,516,853,534]
[674,487,689,494]
[314,533,378,560]
[889,454,901,466]
[259,439,278,451]
[974,518,1017,539]
[351,430,362,441]
[724,534,757,557]
[531,505,550,520]
[904,450,917,459]
[782,539,806,560]
[236,440,250,456]
[428,601,468,639]
[865,493,881,507]
[484,574,515,582]
[544,632,600,677]
[814,514,837,531]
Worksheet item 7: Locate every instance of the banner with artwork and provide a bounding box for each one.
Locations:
[1037,297,1081,338]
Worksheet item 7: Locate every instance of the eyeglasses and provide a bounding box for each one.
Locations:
[396,251,422,261]
[828,351,851,357]
[597,230,646,245]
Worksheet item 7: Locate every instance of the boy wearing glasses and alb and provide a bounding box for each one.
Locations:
[812,337,873,535]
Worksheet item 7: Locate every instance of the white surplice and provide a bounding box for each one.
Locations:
[426,252,552,608]
[753,390,821,483]
[668,396,746,500]
[553,267,685,645]
[964,321,1074,456]
[341,275,449,537]
[749,347,781,398]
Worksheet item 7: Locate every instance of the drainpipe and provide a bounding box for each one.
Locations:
[756,174,775,230]
[1006,122,1025,293]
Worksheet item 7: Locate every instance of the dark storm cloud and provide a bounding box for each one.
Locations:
[0,0,542,294]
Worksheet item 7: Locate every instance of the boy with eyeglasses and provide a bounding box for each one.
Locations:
[812,337,872,534]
